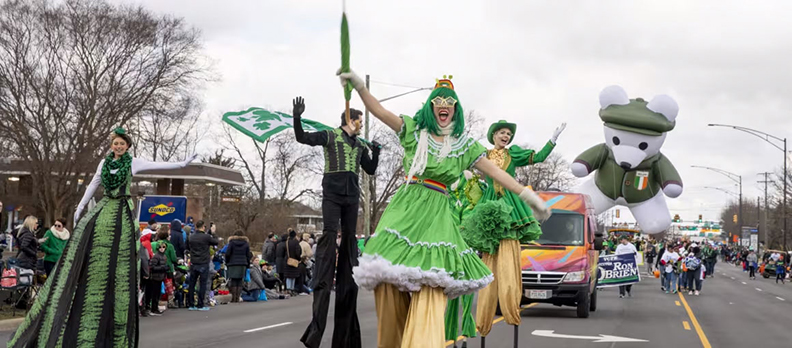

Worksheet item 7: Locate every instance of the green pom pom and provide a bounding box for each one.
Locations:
[114,127,126,135]
[461,200,514,255]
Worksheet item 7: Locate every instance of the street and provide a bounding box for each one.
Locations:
[1,262,790,347]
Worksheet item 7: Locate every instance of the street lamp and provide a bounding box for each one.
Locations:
[708,123,788,250]
[692,165,742,243]
[361,74,433,237]
[703,186,739,198]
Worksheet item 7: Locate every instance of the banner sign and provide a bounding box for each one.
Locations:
[596,253,641,288]
[137,195,187,225]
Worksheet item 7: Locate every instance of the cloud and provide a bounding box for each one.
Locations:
[113,0,792,223]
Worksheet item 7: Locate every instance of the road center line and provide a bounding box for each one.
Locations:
[675,301,681,306]
[756,288,763,292]
[741,282,747,285]
[777,297,785,301]
[445,304,537,346]
[243,322,293,333]
[678,293,712,348]
[682,321,691,330]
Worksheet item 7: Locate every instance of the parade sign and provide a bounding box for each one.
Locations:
[596,253,640,288]
[222,108,332,143]
[137,195,187,224]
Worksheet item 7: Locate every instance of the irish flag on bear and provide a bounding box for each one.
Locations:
[634,171,649,190]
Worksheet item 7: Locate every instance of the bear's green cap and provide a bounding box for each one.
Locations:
[599,98,675,136]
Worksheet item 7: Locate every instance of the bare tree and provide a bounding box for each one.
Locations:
[267,131,320,204]
[513,152,576,191]
[0,0,211,225]
[222,124,270,201]
[365,122,404,230]
[135,94,203,161]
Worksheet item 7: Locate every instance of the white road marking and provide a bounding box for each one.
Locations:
[244,322,293,333]
[777,297,785,301]
[729,302,734,305]
[730,277,735,280]
[531,330,648,343]
[741,282,747,285]
[756,288,763,292]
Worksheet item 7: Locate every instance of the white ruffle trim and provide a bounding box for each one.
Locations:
[353,254,494,299]
[378,228,475,257]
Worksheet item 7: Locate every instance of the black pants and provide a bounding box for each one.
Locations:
[748,266,756,278]
[145,278,163,312]
[301,193,361,348]
[187,263,210,308]
[619,284,632,295]
[44,261,56,277]
[686,269,702,291]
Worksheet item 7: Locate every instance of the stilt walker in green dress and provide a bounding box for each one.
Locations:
[445,171,485,348]
[8,128,196,348]
[462,120,565,347]
[337,70,552,348]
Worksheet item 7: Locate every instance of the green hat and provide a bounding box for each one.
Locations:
[487,120,517,145]
[600,97,675,136]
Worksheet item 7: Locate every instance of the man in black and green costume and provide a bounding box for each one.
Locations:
[293,96,380,348]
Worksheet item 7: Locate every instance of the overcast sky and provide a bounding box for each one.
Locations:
[114,0,792,224]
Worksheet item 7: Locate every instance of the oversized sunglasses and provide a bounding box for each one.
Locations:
[54,224,63,228]
[430,96,457,108]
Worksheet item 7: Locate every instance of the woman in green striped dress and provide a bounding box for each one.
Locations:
[9,128,195,348]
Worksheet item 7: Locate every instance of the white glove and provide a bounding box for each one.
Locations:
[550,123,567,144]
[74,207,84,224]
[336,68,365,91]
[463,170,474,180]
[519,188,552,221]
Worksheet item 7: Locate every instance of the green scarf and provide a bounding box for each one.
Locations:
[101,152,132,191]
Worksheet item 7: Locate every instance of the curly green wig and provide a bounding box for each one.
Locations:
[414,87,466,138]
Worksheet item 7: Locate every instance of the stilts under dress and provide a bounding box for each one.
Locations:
[9,155,189,348]
[352,115,494,348]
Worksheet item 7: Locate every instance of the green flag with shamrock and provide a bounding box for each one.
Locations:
[222,107,332,143]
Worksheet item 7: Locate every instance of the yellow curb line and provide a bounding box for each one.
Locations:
[678,292,712,348]
[444,303,537,347]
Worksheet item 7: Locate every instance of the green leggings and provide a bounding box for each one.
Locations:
[444,293,476,340]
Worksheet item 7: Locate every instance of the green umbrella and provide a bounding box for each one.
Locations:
[341,10,355,132]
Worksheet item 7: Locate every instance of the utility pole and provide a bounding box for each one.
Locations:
[758,172,772,246]
[363,74,371,237]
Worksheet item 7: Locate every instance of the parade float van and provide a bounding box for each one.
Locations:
[519,191,604,318]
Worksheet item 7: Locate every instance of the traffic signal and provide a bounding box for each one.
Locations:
[615,209,620,218]
[673,214,680,222]
[733,214,737,223]
[698,214,703,223]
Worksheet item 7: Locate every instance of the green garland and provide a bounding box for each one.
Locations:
[101,152,132,192]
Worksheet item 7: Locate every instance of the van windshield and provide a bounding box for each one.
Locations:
[535,212,585,246]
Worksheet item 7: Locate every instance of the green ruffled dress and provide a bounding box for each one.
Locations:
[353,116,494,299]
[461,141,555,255]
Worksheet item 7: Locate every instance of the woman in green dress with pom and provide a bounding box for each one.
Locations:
[338,70,551,348]
[462,119,565,344]
[9,128,196,348]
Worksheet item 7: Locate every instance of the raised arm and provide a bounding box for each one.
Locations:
[75,160,104,223]
[474,157,551,220]
[132,154,197,175]
[360,141,381,175]
[337,70,404,132]
[292,96,330,146]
